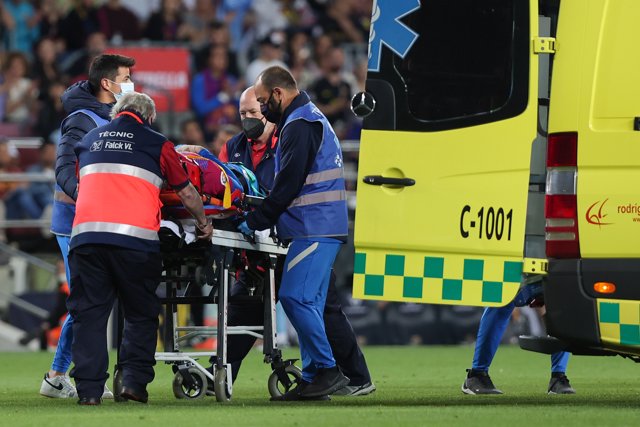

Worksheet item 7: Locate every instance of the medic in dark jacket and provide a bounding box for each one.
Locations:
[51,80,112,236]
[41,55,137,401]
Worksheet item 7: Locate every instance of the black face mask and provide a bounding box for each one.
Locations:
[241,117,265,140]
[261,90,282,124]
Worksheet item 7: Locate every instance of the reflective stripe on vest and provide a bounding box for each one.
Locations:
[79,163,164,188]
[290,167,345,207]
[71,221,159,241]
[72,164,163,244]
[304,167,343,185]
[289,189,347,208]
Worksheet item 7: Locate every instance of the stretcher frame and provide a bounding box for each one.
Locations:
[153,228,296,402]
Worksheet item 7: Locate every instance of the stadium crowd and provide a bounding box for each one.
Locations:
[0,0,369,228]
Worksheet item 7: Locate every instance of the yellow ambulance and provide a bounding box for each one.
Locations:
[352,0,640,359]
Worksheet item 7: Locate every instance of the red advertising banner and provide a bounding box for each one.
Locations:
[105,46,190,113]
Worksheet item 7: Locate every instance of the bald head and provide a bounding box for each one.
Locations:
[239,86,262,120]
[238,85,275,142]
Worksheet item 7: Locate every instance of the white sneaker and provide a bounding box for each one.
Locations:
[40,373,77,398]
[102,384,114,399]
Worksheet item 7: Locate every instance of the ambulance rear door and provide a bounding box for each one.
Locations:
[353,0,540,307]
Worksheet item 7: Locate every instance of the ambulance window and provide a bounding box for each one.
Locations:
[396,0,529,131]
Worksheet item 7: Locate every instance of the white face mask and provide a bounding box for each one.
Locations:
[108,80,135,101]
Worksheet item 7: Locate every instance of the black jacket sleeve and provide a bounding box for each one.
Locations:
[56,113,99,200]
[246,120,323,231]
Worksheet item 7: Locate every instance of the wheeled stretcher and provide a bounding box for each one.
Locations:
[156,221,299,402]
[112,154,301,402]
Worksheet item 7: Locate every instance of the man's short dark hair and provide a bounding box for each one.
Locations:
[257,66,297,91]
[88,54,136,93]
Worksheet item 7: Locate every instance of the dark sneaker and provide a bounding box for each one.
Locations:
[270,380,330,401]
[299,367,349,398]
[332,381,376,396]
[461,369,503,395]
[548,373,576,394]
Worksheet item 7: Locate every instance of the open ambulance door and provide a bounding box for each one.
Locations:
[352,0,540,307]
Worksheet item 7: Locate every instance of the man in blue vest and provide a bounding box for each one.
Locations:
[238,66,350,400]
[40,54,135,400]
[181,85,375,397]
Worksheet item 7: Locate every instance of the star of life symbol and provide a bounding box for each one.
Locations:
[368,0,421,72]
[90,140,103,152]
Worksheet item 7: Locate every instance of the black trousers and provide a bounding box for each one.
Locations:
[216,256,371,386]
[67,244,163,399]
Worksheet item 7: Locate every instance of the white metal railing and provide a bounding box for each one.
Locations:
[0,172,54,183]
[10,137,44,149]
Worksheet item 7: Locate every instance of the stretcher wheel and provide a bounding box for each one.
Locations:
[214,366,232,402]
[113,368,126,402]
[267,364,303,398]
[172,367,207,399]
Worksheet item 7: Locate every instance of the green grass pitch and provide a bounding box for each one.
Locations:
[1,345,638,427]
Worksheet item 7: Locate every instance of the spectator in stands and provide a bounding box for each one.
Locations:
[216,0,252,53]
[251,0,287,40]
[312,33,333,71]
[317,0,368,45]
[181,0,217,48]
[97,0,141,42]
[0,137,22,228]
[280,0,317,30]
[0,136,21,178]
[119,0,157,23]
[32,37,63,101]
[288,29,318,90]
[2,0,40,56]
[35,81,66,144]
[210,123,239,157]
[190,44,241,139]
[37,0,64,40]
[193,21,238,76]
[144,0,189,42]
[245,32,288,86]
[0,3,8,48]
[308,47,352,136]
[4,141,55,222]
[0,51,38,125]
[59,0,100,52]
[179,117,207,148]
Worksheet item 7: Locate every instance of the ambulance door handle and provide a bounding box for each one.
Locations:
[363,175,415,187]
